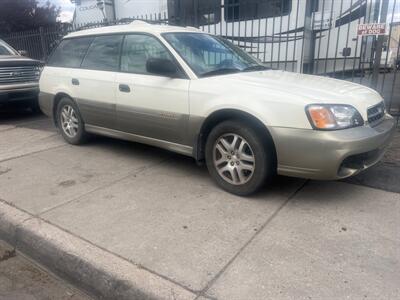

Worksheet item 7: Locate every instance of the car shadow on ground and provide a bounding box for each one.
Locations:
[86,134,305,200]
[0,103,42,121]
[2,104,398,196]
[0,104,55,134]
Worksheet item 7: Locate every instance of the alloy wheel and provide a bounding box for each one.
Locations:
[213,133,255,185]
[60,105,79,138]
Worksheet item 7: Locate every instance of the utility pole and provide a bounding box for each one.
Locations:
[96,0,107,23]
[371,0,389,89]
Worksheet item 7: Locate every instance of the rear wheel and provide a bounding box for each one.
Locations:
[205,120,275,196]
[56,97,87,145]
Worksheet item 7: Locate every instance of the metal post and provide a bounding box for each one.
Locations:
[39,27,47,61]
[193,0,199,27]
[371,0,389,89]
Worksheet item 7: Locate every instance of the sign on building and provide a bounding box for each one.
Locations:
[357,23,386,36]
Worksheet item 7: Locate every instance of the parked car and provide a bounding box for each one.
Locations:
[39,21,396,196]
[0,39,42,111]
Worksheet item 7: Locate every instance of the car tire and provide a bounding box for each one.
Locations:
[56,97,87,145]
[205,120,275,196]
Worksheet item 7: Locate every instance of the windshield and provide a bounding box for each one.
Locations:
[0,40,17,55]
[163,32,268,77]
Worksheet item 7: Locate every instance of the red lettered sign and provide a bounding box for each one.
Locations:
[357,23,386,36]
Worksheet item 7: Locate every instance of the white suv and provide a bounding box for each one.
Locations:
[39,21,395,195]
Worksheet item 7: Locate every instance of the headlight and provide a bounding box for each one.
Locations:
[34,65,43,76]
[306,104,364,130]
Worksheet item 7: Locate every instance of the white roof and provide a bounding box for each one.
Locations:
[65,21,201,39]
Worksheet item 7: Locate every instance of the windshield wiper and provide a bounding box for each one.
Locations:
[242,65,270,72]
[200,68,241,78]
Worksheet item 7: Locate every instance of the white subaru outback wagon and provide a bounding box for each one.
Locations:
[39,21,396,196]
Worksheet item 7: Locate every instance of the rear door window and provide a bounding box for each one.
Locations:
[47,37,93,68]
[81,35,123,71]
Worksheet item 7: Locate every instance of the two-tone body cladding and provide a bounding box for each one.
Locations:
[39,21,396,195]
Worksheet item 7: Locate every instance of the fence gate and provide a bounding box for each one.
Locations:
[172,0,399,116]
[302,0,400,116]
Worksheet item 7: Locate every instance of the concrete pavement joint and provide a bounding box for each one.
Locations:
[0,198,34,247]
[0,198,37,219]
[38,156,173,217]
[0,116,48,132]
[0,144,68,164]
[194,179,310,299]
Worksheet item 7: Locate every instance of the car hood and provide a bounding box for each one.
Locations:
[216,70,383,112]
[0,55,42,67]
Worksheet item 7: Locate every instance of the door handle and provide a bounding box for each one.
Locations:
[119,84,130,93]
[72,78,79,86]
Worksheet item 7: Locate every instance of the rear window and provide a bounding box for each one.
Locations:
[47,37,93,68]
[0,44,11,55]
[81,35,123,71]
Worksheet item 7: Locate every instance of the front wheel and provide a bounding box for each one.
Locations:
[205,120,275,196]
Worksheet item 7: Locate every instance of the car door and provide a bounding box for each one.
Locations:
[115,33,190,145]
[72,34,123,129]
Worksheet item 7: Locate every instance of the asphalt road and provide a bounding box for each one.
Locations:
[0,241,90,300]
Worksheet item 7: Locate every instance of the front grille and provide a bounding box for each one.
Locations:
[0,66,40,85]
[367,102,385,124]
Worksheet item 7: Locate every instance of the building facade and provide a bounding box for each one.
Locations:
[72,0,168,26]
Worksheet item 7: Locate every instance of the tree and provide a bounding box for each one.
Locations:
[0,0,61,34]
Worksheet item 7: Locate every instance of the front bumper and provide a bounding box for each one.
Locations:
[0,82,39,104]
[270,115,396,180]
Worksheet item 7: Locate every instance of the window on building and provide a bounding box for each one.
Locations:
[225,0,291,22]
[311,0,319,13]
[81,35,123,71]
[47,37,93,68]
[168,0,221,26]
[198,0,221,26]
[121,34,175,75]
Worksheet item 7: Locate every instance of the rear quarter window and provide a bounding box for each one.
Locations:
[81,35,123,71]
[47,37,93,68]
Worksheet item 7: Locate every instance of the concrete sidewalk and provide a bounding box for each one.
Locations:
[0,112,399,299]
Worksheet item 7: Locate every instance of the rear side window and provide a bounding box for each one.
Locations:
[0,45,11,55]
[47,37,93,68]
[81,35,123,71]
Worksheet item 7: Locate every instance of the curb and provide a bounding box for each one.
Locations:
[0,200,197,300]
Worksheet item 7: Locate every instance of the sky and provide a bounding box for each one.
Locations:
[38,0,75,22]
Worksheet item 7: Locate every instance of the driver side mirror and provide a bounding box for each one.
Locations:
[146,58,180,78]
[18,50,28,56]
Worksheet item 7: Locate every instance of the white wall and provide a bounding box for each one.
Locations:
[114,0,167,20]
[73,0,168,26]
[74,0,105,25]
